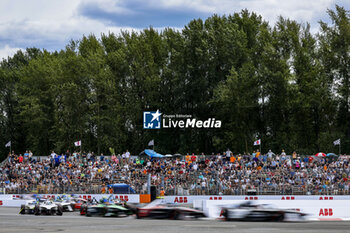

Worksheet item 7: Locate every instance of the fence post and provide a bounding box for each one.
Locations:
[147,173,151,195]
[161,175,164,189]
[174,174,176,196]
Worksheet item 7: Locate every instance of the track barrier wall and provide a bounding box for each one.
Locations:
[2,194,350,220]
[0,194,140,206]
[202,199,350,220]
[162,195,350,204]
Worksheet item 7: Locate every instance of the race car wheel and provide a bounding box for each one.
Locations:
[51,208,56,215]
[80,205,87,215]
[113,211,121,217]
[86,209,92,217]
[57,205,63,216]
[220,209,228,220]
[194,213,204,219]
[34,205,40,215]
[276,214,284,222]
[135,209,141,219]
[173,210,183,220]
[19,205,26,215]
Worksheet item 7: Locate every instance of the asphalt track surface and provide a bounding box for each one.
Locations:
[1,207,350,233]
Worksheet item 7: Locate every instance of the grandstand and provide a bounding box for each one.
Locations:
[0,151,348,196]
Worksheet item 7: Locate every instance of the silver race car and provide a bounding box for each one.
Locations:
[220,201,306,221]
[53,196,74,212]
[32,200,63,216]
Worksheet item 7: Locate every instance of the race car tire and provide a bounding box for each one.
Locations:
[57,205,63,216]
[135,209,141,219]
[34,205,40,215]
[19,205,26,215]
[220,209,228,220]
[276,214,284,222]
[194,213,204,219]
[86,209,92,217]
[173,210,182,220]
[111,210,121,218]
[51,208,56,215]
[80,205,87,215]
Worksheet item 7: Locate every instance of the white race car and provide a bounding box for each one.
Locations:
[220,201,306,222]
[33,200,63,216]
[53,198,74,212]
[19,200,39,215]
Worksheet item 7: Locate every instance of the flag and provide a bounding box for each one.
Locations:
[333,139,340,146]
[148,139,154,146]
[254,139,261,146]
[74,140,81,146]
[5,141,11,147]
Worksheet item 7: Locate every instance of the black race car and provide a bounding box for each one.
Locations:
[136,199,206,220]
[80,196,135,217]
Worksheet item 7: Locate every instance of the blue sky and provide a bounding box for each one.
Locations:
[0,0,349,59]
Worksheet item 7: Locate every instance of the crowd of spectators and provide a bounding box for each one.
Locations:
[1,149,350,195]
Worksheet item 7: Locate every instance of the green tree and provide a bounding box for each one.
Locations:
[319,5,350,153]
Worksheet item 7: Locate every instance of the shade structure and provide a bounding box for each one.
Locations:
[326,153,337,157]
[109,183,136,194]
[315,152,326,157]
[144,149,164,158]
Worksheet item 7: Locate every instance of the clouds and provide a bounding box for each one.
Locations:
[0,45,22,61]
[77,0,210,28]
[0,0,348,60]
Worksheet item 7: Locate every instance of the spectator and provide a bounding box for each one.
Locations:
[18,154,23,163]
[23,150,29,162]
[125,150,130,163]
[1,149,350,196]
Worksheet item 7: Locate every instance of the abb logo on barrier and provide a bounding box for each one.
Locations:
[281,196,295,200]
[0,200,2,205]
[174,197,188,203]
[319,208,333,216]
[79,195,92,200]
[116,195,129,201]
[245,196,258,200]
[319,197,333,200]
[209,197,222,200]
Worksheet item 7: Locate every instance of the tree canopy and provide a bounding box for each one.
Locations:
[0,6,349,158]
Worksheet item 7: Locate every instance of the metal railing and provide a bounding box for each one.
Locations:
[2,185,349,196]
[2,178,349,196]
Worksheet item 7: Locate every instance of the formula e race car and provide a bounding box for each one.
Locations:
[81,196,134,217]
[71,197,89,210]
[32,200,63,216]
[52,195,77,212]
[19,199,40,215]
[136,199,206,220]
[220,201,306,221]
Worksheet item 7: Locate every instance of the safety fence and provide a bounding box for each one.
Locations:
[1,181,349,196]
